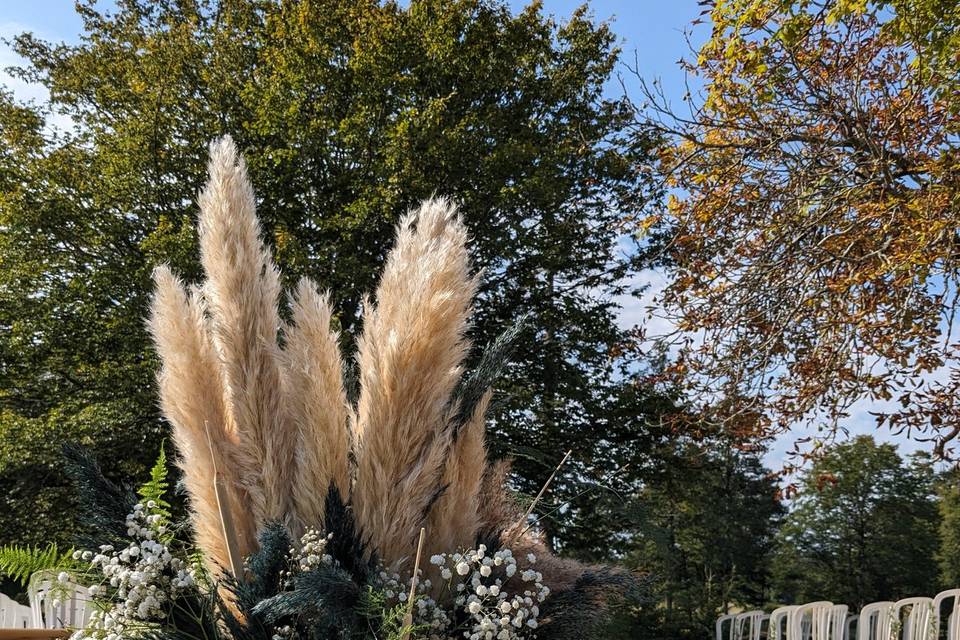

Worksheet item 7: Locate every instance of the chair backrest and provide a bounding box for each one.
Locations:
[771,606,799,640]
[859,602,896,640]
[736,611,770,640]
[0,592,32,629]
[791,601,836,640]
[28,571,90,629]
[830,605,850,640]
[718,613,736,640]
[846,614,860,640]
[892,597,935,640]
[933,589,960,640]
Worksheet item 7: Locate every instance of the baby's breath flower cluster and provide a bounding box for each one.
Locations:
[70,502,197,640]
[269,530,340,639]
[378,566,451,634]
[386,544,549,640]
[291,529,334,573]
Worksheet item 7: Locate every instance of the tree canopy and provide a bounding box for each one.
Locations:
[626,441,783,639]
[0,0,661,549]
[770,436,939,608]
[638,0,960,460]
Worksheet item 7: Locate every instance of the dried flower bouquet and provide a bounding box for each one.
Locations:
[62,138,638,640]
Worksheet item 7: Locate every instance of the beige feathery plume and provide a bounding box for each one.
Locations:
[197,137,292,527]
[284,278,352,535]
[352,197,477,566]
[425,391,491,558]
[147,266,257,573]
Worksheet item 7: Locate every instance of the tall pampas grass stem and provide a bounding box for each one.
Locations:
[205,422,245,580]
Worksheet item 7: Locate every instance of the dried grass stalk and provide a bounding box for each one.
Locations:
[284,278,352,535]
[197,137,292,527]
[352,198,477,566]
[476,458,589,594]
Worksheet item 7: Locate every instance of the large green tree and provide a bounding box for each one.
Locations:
[771,436,940,608]
[0,0,659,549]
[620,440,783,640]
[936,470,960,588]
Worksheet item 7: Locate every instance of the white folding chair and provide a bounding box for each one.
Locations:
[859,601,896,640]
[735,610,769,640]
[892,597,935,640]
[28,571,91,629]
[830,605,850,640]
[718,613,736,640]
[0,592,32,628]
[933,589,960,640]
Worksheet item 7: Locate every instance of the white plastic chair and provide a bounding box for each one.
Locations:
[0,592,32,628]
[843,613,860,640]
[830,605,850,640]
[771,605,799,640]
[28,571,91,629]
[859,602,895,640]
[933,589,960,640]
[718,613,736,640]
[735,610,769,640]
[791,601,836,640]
[892,597,935,640]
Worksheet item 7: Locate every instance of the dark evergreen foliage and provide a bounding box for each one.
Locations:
[451,313,529,437]
[253,565,361,628]
[322,485,374,586]
[61,443,137,547]
[238,524,293,611]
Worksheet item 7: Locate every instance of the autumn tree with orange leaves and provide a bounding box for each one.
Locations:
[636,0,960,463]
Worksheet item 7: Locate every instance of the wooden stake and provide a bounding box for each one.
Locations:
[401,527,427,640]
[205,422,245,580]
[511,449,572,545]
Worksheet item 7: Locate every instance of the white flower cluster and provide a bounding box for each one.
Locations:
[70,502,197,640]
[291,529,334,573]
[379,566,451,633]
[270,529,339,639]
[385,544,549,640]
[434,545,548,640]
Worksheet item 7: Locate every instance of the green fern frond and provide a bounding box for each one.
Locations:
[0,544,78,586]
[357,586,428,640]
[138,442,172,522]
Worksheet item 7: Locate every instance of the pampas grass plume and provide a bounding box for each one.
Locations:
[352,198,478,566]
[284,278,352,535]
[148,266,257,573]
[197,137,291,527]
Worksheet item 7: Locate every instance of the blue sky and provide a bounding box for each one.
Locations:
[0,1,921,469]
[0,1,705,104]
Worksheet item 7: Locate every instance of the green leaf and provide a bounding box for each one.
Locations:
[0,543,78,587]
[137,441,172,523]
